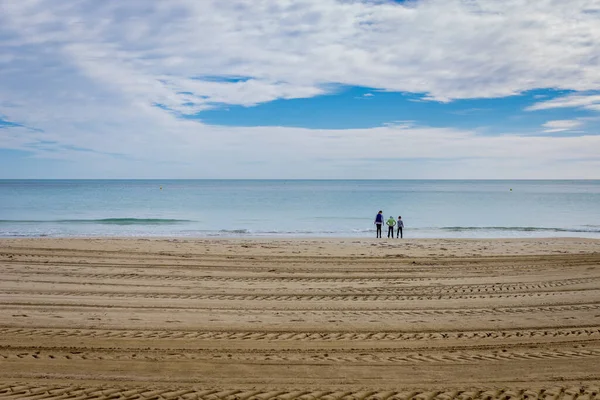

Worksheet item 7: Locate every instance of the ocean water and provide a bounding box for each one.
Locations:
[0,180,599,239]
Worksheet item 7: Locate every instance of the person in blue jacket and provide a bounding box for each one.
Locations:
[374,210,384,238]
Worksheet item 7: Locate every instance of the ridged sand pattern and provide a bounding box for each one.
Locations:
[0,238,599,398]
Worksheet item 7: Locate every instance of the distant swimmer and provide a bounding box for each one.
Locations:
[386,216,396,238]
[374,211,384,238]
[397,216,404,238]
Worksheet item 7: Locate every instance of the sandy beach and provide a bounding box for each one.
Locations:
[1,237,600,398]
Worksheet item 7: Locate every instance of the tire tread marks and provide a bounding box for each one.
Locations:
[1,327,599,342]
[0,384,599,400]
[2,347,600,364]
[3,275,599,296]
[2,289,599,301]
[3,245,600,395]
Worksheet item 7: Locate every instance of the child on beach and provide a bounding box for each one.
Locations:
[386,216,396,238]
[397,216,404,238]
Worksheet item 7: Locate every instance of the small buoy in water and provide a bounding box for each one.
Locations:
[160,186,163,190]
[510,188,512,191]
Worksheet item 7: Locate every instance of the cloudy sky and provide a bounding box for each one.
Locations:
[1,0,600,179]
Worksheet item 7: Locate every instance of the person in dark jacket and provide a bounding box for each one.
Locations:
[374,211,383,238]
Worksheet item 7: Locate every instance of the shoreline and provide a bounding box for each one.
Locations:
[2,230,600,241]
[2,236,599,258]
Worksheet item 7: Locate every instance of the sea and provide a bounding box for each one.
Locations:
[0,180,599,239]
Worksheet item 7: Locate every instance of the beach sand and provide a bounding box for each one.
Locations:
[1,237,600,398]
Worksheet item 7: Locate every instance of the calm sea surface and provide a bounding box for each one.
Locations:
[1,180,599,238]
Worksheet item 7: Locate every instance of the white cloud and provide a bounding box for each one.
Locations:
[2,112,600,178]
[542,119,584,133]
[527,94,600,112]
[2,0,600,109]
[1,0,600,178]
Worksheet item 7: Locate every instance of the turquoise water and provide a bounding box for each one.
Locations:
[1,180,599,238]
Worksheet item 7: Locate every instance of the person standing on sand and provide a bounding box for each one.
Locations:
[397,216,404,238]
[374,211,384,238]
[386,216,396,238]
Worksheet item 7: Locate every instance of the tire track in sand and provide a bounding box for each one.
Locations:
[1,238,600,395]
[0,384,599,400]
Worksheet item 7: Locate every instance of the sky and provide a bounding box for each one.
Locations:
[1,0,600,179]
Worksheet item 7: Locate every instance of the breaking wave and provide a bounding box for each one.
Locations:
[0,218,192,225]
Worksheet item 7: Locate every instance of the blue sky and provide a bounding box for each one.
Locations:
[196,88,600,135]
[1,0,600,178]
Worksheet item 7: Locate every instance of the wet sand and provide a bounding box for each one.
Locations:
[1,237,599,399]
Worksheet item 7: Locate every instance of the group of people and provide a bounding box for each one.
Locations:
[374,211,404,238]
